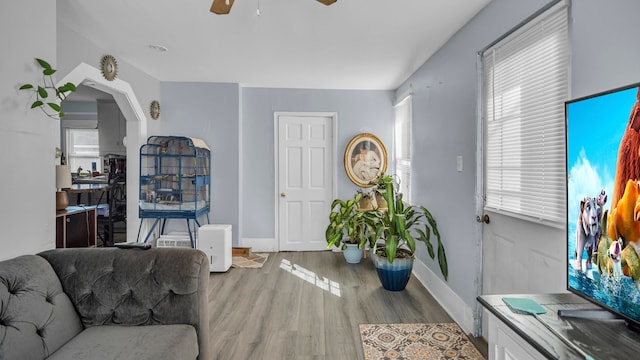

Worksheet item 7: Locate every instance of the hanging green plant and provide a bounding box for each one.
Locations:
[19,58,77,119]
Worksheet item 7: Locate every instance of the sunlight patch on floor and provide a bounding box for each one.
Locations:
[279,258,342,297]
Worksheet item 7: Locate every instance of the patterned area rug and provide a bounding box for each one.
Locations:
[231,253,269,268]
[359,323,484,360]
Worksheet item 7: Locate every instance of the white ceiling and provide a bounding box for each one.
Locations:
[58,0,491,91]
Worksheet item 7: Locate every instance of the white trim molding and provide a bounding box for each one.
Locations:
[412,258,475,334]
[241,238,278,252]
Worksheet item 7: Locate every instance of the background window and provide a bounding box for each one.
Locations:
[395,94,412,203]
[66,128,100,174]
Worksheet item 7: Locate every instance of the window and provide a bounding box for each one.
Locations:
[395,94,412,203]
[482,0,569,225]
[66,128,100,173]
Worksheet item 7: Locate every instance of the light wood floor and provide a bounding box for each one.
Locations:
[207,251,487,360]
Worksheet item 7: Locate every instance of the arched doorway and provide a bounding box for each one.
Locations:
[57,62,148,242]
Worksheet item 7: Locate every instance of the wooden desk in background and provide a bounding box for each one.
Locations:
[66,182,111,205]
[56,206,97,248]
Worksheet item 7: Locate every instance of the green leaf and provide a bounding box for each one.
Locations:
[36,58,52,70]
[47,102,61,112]
[43,68,56,76]
[19,84,33,90]
[425,240,435,259]
[37,86,48,98]
[405,232,416,254]
[386,235,398,263]
[438,241,448,281]
[418,227,434,259]
[65,82,77,92]
[30,100,43,109]
[59,111,66,118]
[386,183,395,219]
[327,233,342,248]
[331,198,342,209]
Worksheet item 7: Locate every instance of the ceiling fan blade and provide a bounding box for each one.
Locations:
[211,0,234,14]
[316,0,337,5]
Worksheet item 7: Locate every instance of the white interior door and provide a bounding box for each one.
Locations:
[276,113,335,251]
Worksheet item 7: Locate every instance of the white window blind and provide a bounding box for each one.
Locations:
[66,128,100,173]
[482,1,569,225]
[395,94,412,203]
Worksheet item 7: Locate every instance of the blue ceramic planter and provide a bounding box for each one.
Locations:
[371,252,414,291]
[343,243,364,263]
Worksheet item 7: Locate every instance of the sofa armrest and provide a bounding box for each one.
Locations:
[39,247,211,360]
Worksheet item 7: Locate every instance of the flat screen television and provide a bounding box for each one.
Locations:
[566,81,640,328]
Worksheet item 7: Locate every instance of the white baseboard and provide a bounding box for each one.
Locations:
[240,237,277,252]
[412,258,475,334]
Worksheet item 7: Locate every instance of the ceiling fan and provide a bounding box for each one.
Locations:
[210,0,337,15]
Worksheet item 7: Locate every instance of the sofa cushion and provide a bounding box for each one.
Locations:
[39,248,206,328]
[39,248,212,360]
[47,324,198,360]
[0,255,83,359]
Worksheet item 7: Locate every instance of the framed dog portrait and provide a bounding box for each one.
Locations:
[344,133,388,188]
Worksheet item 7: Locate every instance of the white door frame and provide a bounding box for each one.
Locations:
[274,112,338,252]
[473,54,485,337]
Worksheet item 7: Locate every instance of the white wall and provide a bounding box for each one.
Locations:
[56,15,161,243]
[0,1,59,260]
[56,22,160,120]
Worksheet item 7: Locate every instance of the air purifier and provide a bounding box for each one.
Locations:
[197,224,232,272]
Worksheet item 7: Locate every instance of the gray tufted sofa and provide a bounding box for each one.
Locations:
[0,247,211,360]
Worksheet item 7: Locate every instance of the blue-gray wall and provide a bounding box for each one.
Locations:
[155,86,393,246]
[571,0,640,98]
[397,0,640,309]
[240,88,394,239]
[158,82,241,244]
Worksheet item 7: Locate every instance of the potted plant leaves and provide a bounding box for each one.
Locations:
[364,174,448,290]
[325,192,370,263]
[19,58,77,119]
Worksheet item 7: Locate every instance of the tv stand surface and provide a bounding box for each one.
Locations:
[479,293,640,360]
[557,308,621,320]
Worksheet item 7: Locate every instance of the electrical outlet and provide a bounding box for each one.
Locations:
[457,155,463,172]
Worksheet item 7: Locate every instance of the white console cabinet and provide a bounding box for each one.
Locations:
[486,311,543,360]
[479,293,640,360]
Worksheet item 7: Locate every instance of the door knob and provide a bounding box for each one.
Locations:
[280,192,286,198]
[476,214,490,224]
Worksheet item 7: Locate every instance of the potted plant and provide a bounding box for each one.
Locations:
[364,174,448,290]
[325,192,370,263]
[19,58,77,119]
